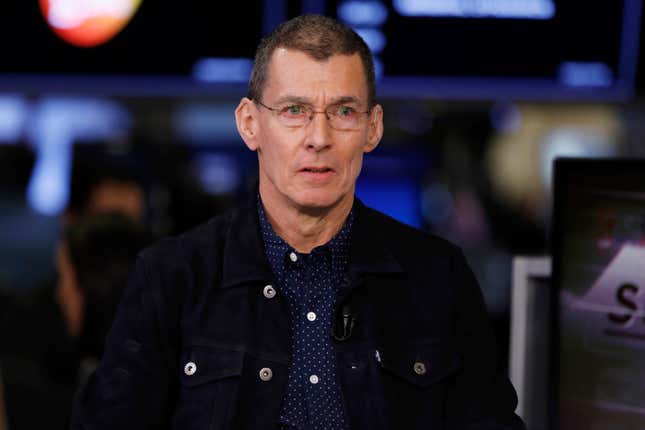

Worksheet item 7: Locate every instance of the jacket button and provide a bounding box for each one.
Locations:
[413,361,427,375]
[184,361,197,376]
[263,285,276,299]
[259,367,273,381]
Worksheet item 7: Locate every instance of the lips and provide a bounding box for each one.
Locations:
[299,166,335,182]
[301,167,333,173]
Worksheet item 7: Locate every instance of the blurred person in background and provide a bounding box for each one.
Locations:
[0,213,150,430]
[64,155,147,225]
[72,15,524,430]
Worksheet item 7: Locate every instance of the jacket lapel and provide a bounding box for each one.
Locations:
[220,200,274,289]
[349,199,404,278]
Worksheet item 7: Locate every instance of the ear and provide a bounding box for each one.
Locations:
[364,104,383,153]
[235,97,260,151]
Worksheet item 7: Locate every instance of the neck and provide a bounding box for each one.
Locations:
[259,185,353,254]
[55,273,84,338]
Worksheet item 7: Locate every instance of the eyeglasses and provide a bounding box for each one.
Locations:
[254,99,371,131]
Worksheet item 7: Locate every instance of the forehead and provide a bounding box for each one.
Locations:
[263,48,368,103]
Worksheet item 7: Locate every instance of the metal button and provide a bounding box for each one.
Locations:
[259,367,273,381]
[306,311,317,321]
[413,361,427,375]
[289,252,298,262]
[184,361,197,376]
[309,374,319,384]
[263,285,276,299]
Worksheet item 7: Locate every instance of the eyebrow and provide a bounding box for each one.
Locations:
[272,95,361,106]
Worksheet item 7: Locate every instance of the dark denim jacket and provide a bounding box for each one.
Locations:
[71,199,525,430]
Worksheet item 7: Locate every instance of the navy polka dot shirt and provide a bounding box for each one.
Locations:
[258,199,352,430]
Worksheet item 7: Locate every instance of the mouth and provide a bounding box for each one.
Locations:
[301,167,333,173]
[298,166,335,182]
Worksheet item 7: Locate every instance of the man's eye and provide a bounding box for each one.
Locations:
[335,106,357,117]
[283,105,305,115]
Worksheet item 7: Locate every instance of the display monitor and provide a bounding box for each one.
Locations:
[551,158,645,429]
[327,0,643,100]
[1,1,641,99]
[0,1,265,94]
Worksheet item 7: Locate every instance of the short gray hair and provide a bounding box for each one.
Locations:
[248,15,376,106]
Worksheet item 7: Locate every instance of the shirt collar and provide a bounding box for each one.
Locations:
[257,194,354,267]
[219,192,402,289]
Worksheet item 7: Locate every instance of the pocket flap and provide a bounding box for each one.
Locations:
[379,340,461,387]
[179,345,244,387]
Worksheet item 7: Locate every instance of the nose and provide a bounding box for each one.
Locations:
[304,111,332,151]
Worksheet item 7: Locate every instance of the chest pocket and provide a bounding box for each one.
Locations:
[379,340,461,387]
[376,340,461,429]
[173,345,244,430]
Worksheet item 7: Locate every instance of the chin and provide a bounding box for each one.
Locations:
[291,188,346,210]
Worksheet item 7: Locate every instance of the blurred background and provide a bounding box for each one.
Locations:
[0,0,644,428]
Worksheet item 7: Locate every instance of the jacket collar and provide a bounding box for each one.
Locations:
[220,194,403,289]
[348,199,403,276]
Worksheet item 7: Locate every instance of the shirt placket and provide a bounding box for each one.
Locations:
[283,252,309,428]
[258,199,352,430]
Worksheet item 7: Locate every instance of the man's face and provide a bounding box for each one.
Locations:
[237,48,383,211]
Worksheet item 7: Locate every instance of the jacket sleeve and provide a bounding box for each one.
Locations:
[445,249,526,430]
[71,253,178,429]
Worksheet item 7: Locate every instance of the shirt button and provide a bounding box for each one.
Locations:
[309,374,319,384]
[259,367,273,381]
[289,252,298,262]
[306,311,317,321]
[413,361,427,375]
[263,285,276,299]
[184,361,197,376]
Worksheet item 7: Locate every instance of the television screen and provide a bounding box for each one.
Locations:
[552,158,645,429]
[2,1,641,99]
[0,0,264,93]
[327,0,642,100]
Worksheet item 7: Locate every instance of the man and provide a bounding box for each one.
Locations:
[72,15,525,429]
